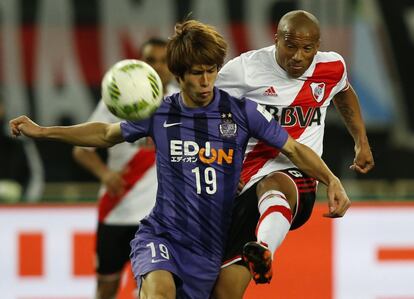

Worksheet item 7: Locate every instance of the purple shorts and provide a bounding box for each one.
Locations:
[130,225,221,299]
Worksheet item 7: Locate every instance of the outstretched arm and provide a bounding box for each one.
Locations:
[9,115,124,148]
[281,136,351,218]
[333,84,374,174]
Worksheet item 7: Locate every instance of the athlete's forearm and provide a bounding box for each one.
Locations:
[40,122,123,147]
[282,137,337,186]
[333,85,369,146]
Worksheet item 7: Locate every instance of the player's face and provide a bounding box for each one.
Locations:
[142,44,173,92]
[179,64,218,108]
[275,31,320,78]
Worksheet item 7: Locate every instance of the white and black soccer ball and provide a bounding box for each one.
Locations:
[101,59,163,120]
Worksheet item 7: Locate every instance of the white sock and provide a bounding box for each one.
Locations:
[256,190,292,256]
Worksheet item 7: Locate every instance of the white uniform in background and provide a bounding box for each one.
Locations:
[90,83,180,224]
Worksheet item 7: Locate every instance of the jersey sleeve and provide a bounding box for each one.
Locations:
[330,52,349,92]
[216,56,247,98]
[244,99,289,149]
[120,118,152,143]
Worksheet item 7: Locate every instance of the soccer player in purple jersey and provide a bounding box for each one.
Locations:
[9,20,350,299]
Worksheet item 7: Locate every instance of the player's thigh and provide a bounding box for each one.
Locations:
[96,223,138,275]
[212,264,251,299]
[140,270,176,299]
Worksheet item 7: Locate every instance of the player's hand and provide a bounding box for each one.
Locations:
[101,170,125,197]
[9,115,43,138]
[323,178,351,218]
[350,142,374,174]
[143,137,155,149]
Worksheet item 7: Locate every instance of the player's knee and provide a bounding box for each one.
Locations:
[257,172,297,208]
[96,274,121,299]
[212,265,250,299]
[140,270,175,299]
[291,197,315,230]
[140,284,175,299]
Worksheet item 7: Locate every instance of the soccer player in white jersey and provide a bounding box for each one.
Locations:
[213,10,374,299]
[72,38,179,299]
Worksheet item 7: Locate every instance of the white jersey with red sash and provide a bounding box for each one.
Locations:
[86,100,156,224]
[89,84,179,224]
[216,45,348,192]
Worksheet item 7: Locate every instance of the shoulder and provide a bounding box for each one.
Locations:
[165,83,180,96]
[314,51,346,68]
[160,92,180,110]
[312,51,347,81]
[218,46,275,88]
[240,45,275,61]
[224,45,274,69]
[218,88,259,113]
[218,88,247,105]
[316,50,344,60]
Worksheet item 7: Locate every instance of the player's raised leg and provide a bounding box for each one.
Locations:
[243,172,297,283]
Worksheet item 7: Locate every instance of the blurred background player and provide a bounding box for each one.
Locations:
[72,37,178,299]
[213,10,374,299]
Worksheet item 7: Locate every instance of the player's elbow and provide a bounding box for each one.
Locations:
[72,146,88,162]
[280,136,299,159]
[103,123,124,147]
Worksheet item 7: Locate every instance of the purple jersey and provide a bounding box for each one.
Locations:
[120,87,288,261]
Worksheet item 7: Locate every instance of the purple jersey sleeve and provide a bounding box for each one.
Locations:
[244,99,289,148]
[120,118,152,142]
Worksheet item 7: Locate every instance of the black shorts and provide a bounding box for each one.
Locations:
[96,223,138,275]
[222,168,316,266]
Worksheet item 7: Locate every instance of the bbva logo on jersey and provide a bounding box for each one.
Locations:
[265,105,322,127]
[310,82,325,102]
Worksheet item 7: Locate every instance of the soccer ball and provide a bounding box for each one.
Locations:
[101,59,164,120]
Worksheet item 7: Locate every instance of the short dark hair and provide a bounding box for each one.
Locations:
[167,20,228,78]
[140,37,168,54]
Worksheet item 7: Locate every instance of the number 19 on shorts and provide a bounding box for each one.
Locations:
[191,166,217,195]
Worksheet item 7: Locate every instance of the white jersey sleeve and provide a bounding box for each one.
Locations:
[217,55,249,98]
[323,51,349,93]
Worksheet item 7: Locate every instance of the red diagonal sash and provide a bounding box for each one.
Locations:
[98,148,156,222]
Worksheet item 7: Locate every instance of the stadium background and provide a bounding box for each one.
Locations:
[0,0,413,298]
